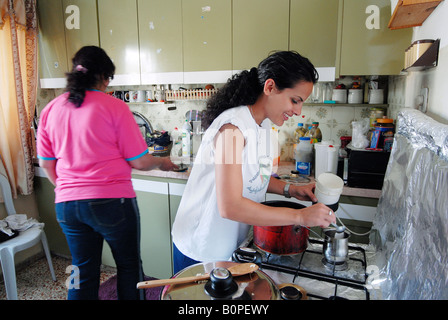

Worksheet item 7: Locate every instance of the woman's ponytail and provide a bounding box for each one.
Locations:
[65,46,115,108]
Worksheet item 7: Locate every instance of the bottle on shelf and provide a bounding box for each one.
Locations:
[305,122,322,143]
[294,123,307,143]
[181,120,192,157]
[170,127,182,160]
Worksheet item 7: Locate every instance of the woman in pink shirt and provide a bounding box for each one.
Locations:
[37,46,177,300]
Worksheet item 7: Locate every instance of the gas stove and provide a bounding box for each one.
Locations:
[233,236,372,300]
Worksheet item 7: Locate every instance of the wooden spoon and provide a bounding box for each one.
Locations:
[136,263,259,289]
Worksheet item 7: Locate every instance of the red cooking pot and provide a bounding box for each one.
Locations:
[253,201,309,255]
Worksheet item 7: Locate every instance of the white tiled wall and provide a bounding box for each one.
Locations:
[38,80,401,162]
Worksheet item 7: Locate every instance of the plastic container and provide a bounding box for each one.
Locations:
[314,141,340,179]
[370,118,394,150]
[295,137,313,175]
[368,89,384,104]
[332,89,347,103]
[181,120,191,157]
[348,89,363,104]
[294,123,307,142]
[305,122,322,143]
[369,107,385,127]
[315,173,344,205]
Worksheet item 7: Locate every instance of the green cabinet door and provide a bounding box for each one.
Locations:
[337,0,411,75]
[182,0,232,76]
[233,0,290,71]
[97,0,141,85]
[63,0,99,66]
[138,0,184,84]
[290,0,339,68]
[37,0,68,88]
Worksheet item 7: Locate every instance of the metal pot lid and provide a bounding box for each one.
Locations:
[160,261,279,300]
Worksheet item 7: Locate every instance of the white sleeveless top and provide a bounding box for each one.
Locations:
[172,106,276,262]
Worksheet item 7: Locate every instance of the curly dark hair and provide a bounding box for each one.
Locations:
[65,46,115,108]
[202,51,318,129]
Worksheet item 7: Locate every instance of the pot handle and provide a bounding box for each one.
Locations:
[232,247,262,265]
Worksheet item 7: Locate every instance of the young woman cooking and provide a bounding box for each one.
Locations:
[172,51,336,273]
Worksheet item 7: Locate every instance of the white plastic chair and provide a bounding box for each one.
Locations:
[0,174,56,300]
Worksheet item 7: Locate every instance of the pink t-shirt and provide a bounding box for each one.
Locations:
[37,90,148,203]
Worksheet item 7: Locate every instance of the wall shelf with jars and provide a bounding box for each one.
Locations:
[403,39,440,72]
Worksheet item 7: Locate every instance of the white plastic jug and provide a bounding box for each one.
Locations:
[314,141,340,179]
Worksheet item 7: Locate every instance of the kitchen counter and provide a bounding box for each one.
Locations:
[132,161,381,199]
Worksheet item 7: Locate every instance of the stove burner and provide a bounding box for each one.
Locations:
[278,284,307,300]
[322,257,348,271]
[233,238,370,300]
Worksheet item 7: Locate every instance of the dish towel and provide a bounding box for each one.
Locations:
[0,214,44,236]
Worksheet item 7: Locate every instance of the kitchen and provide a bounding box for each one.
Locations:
[1,0,447,302]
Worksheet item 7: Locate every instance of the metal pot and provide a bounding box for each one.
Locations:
[322,229,350,265]
[253,201,309,255]
[159,261,280,300]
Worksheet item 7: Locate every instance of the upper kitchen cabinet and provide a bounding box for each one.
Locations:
[290,0,339,81]
[233,0,289,71]
[38,0,100,88]
[97,0,141,86]
[138,0,184,84]
[63,0,99,65]
[182,0,232,83]
[337,0,412,75]
[290,0,339,68]
[37,0,68,88]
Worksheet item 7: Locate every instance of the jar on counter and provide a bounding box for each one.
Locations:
[369,108,385,128]
[370,117,394,151]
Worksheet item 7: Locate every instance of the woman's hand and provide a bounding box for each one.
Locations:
[295,202,336,228]
[159,157,179,171]
[289,183,317,202]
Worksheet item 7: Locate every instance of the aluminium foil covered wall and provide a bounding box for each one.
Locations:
[369,109,448,299]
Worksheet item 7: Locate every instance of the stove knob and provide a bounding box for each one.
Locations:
[204,267,238,299]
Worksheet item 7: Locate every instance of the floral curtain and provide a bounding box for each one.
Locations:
[0,0,38,198]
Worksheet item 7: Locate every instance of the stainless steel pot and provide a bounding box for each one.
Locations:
[322,229,350,265]
[160,261,280,300]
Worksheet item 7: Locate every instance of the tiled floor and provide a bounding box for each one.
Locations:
[0,255,116,300]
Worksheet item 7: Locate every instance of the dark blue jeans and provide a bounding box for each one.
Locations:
[173,242,200,275]
[56,198,144,300]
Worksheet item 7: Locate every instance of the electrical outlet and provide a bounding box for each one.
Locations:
[417,87,428,113]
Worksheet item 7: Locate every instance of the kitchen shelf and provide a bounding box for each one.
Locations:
[126,102,174,105]
[388,0,443,30]
[165,88,217,101]
[304,103,388,108]
[402,39,440,72]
